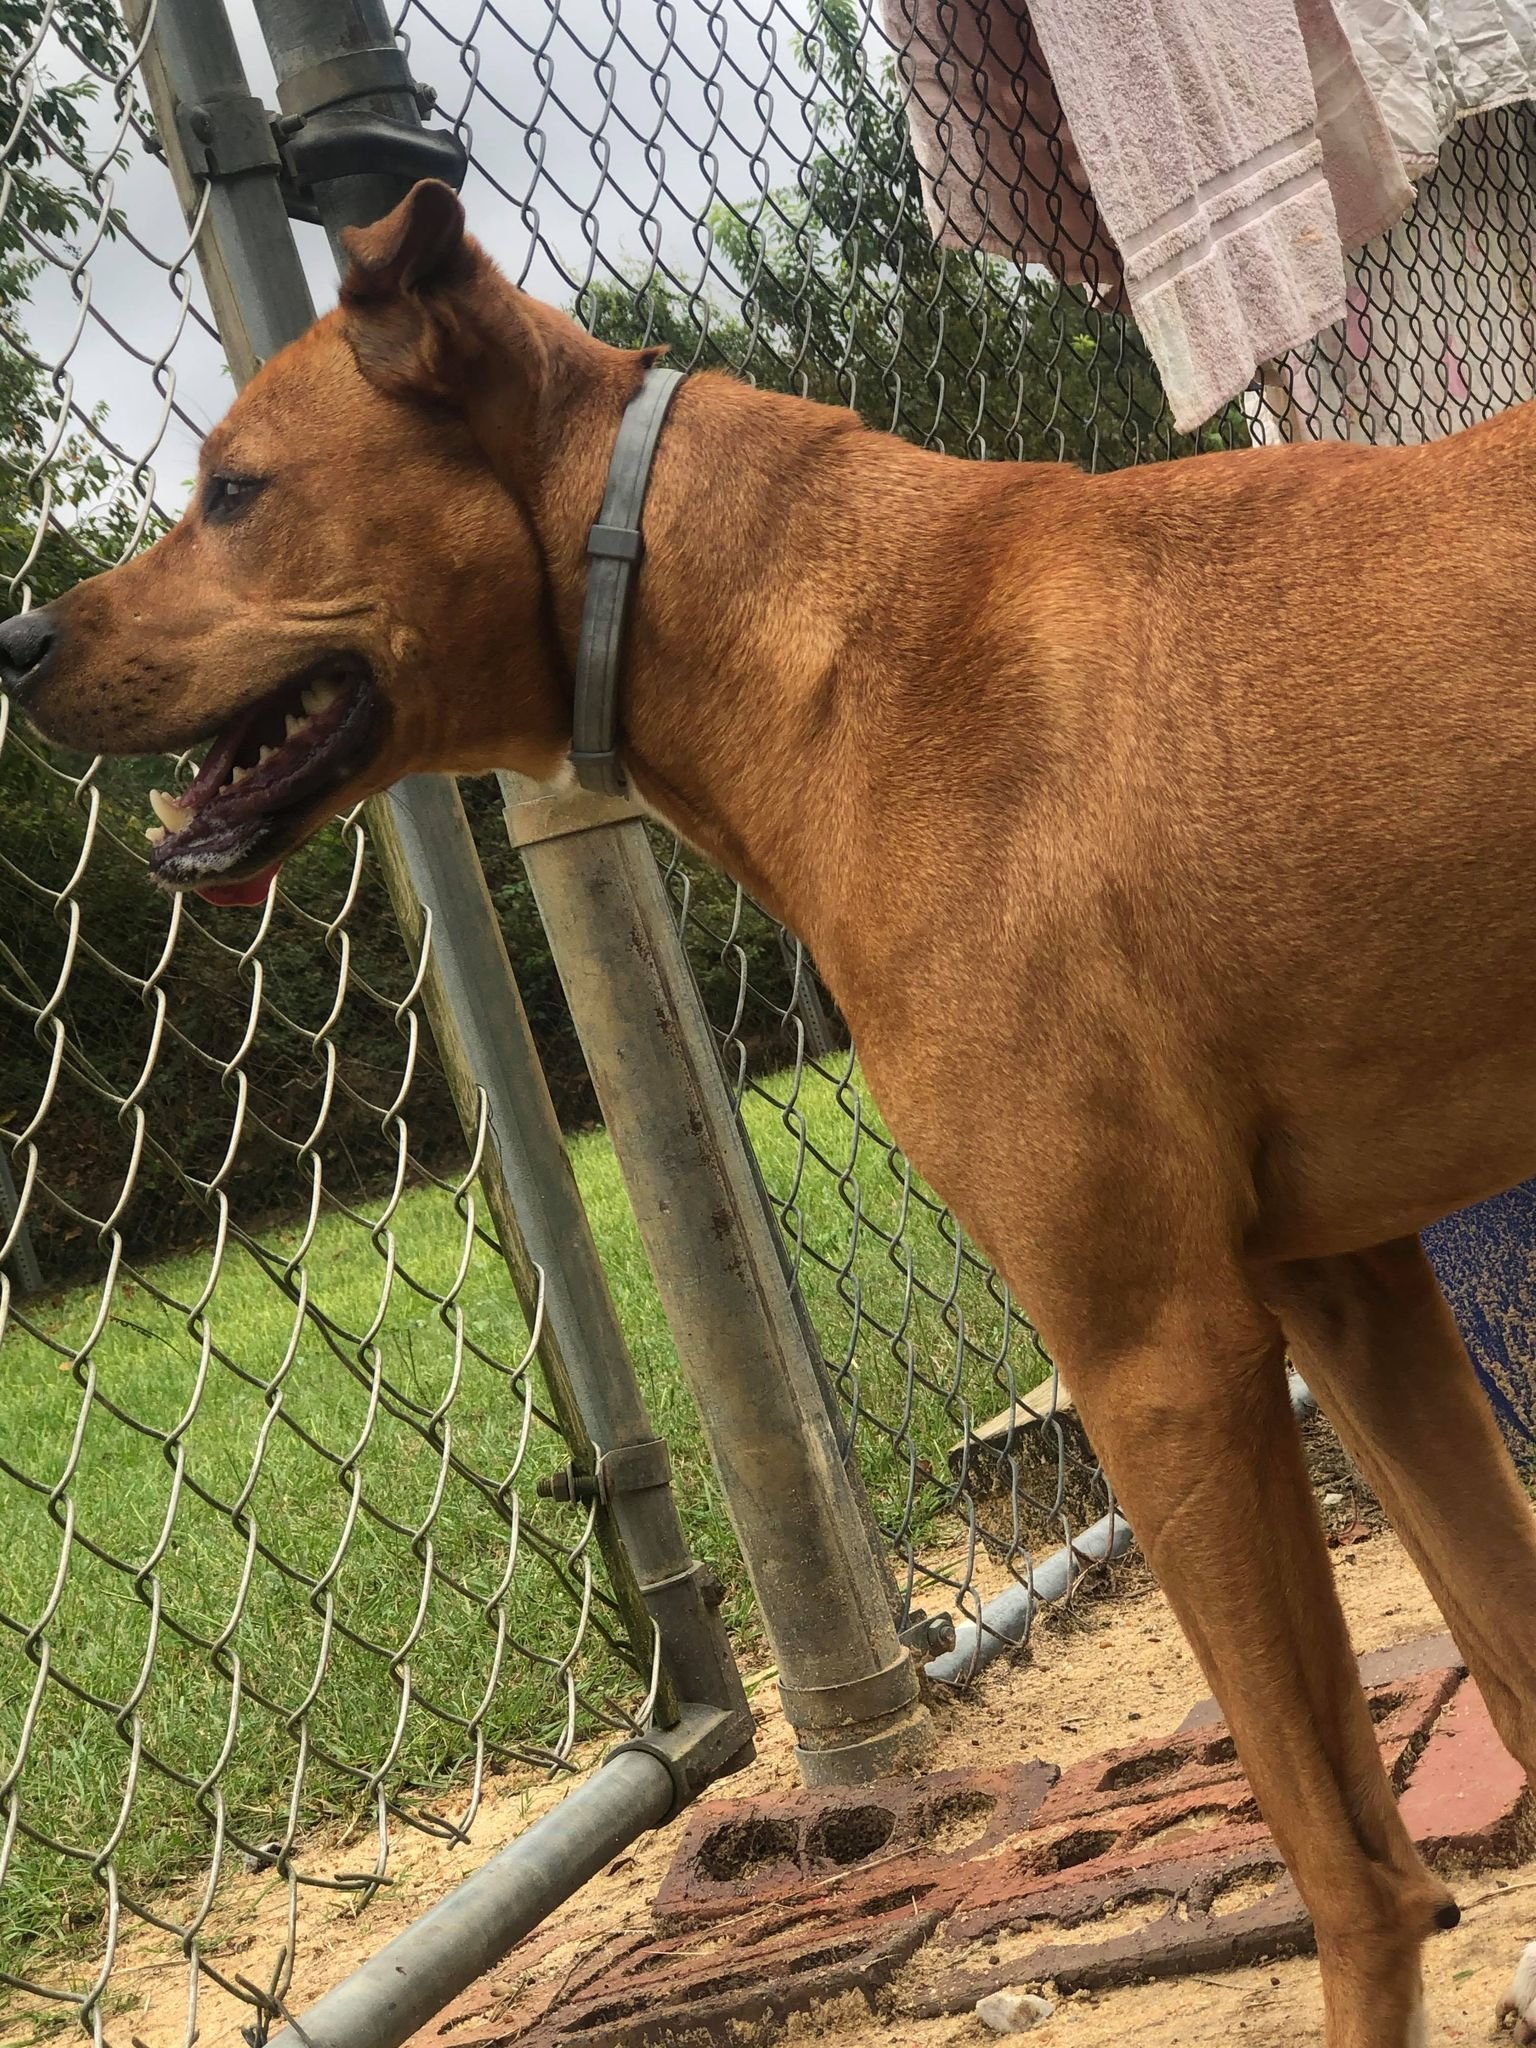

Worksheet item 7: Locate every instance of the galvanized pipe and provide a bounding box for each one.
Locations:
[371,779,748,1723]
[505,784,934,1784]
[121,0,317,359]
[270,1748,675,2048]
[923,1509,1133,1687]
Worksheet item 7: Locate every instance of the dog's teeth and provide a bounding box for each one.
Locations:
[229,764,250,785]
[303,678,341,714]
[149,788,192,831]
[145,824,167,846]
[284,712,308,738]
[258,744,277,764]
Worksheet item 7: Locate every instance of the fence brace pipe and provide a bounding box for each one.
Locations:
[264,1746,676,2048]
[923,1510,1133,1687]
[506,780,935,1785]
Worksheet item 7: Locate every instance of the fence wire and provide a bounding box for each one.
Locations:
[4,0,1536,2042]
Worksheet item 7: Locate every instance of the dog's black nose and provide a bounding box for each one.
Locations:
[0,608,59,697]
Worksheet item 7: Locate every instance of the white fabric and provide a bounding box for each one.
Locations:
[1336,0,1536,172]
[885,0,1536,432]
[883,0,1414,432]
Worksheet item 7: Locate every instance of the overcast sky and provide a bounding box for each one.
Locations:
[19,0,855,530]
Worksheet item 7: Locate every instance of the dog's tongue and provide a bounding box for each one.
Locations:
[194,861,282,907]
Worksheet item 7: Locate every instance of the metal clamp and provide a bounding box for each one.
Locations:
[278,110,467,223]
[268,47,466,227]
[177,93,283,182]
[181,72,467,223]
[777,1650,921,1734]
[538,1438,673,1506]
[899,1608,957,1658]
[607,1701,754,1821]
[599,1438,672,1496]
[276,46,430,122]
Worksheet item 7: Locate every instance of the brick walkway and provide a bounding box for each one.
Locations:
[414,1635,1531,2048]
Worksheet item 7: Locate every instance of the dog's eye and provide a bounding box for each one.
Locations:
[203,473,266,524]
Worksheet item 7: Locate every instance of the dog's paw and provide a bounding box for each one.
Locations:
[1497,1941,1536,2041]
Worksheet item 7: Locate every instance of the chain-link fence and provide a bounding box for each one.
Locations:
[4,0,1536,2042]
[0,14,670,2037]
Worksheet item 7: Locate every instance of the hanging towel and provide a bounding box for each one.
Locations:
[883,0,1414,431]
[879,4,1126,301]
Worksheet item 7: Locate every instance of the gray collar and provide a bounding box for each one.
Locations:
[568,362,686,797]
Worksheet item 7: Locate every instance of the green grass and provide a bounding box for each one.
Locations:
[0,1061,1048,1979]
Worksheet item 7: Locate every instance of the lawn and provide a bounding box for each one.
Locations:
[0,1059,1049,1976]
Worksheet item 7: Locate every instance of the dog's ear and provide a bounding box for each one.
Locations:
[339,181,494,400]
[342,179,468,299]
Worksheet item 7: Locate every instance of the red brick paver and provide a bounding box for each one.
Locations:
[1399,1678,1532,1864]
[652,1763,1056,1927]
[411,1636,1533,2048]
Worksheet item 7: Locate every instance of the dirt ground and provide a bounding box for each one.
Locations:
[38,1511,1536,2048]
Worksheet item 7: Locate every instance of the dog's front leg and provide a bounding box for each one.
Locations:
[1052,1275,1454,2048]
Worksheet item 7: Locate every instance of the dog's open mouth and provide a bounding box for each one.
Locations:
[145,658,383,904]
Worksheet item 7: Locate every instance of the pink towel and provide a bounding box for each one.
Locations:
[883,0,1414,431]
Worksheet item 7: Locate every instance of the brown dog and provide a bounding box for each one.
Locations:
[6,178,1536,2047]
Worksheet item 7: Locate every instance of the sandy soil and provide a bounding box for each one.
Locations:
[792,1533,1533,2048]
[11,1521,1531,2047]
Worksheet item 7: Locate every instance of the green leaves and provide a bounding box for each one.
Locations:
[0,2,150,612]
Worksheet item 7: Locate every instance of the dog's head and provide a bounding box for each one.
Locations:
[0,181,638,902]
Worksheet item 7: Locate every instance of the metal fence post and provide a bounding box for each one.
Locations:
[242,0,932,1784]
[506,784,935,1783]
[126,0,748,1773]
[367,780,749,1729]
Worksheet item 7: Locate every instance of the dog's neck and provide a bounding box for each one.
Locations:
[517,350,1060,973]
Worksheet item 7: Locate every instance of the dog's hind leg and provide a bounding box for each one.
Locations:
[1056,1274,1452,2048]
[1264,1236,1536,2039]
[1265,1237,1536,1763]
